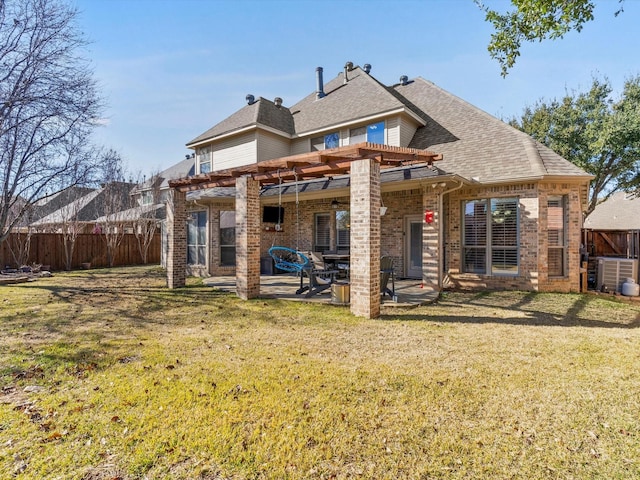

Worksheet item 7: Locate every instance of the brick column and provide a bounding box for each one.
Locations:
[350,158,381,319]
[236,176,260,300]
[166,188,187,289]
[422,189,440,293]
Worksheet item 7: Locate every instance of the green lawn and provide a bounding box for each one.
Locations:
[2,266,640,479]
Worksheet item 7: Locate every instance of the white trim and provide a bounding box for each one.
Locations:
[296,108,425,138]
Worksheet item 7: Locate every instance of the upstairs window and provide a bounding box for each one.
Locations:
[349,121,385,145]
[311,131,340,151]
[140,190,153,206]
[197,146,212,174]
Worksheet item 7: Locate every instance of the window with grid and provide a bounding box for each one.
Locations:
[490,198,519,274]
[219,210,235,267]
[314,213,331,251]
[463,198,519,275]
[187,211,207,265]
[311,131,339,151]
[463,200,487,273]
[547,196,566,276]
[197,146,211,174]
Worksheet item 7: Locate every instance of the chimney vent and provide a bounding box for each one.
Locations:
[363,64,371,74]
[343,61,354,84]
[274,97,282,108]
[245,94,255,105]
[316,67,325,99]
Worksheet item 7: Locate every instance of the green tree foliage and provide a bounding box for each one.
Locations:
[509,76,640,215]
[477,0,623,76]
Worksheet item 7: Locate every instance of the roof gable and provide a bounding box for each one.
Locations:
[288,66,410,135]
[399,77,589,183]
[187,97,294,146]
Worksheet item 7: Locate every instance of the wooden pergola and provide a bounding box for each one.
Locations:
[167,143,443,319]
[169,143,442,191]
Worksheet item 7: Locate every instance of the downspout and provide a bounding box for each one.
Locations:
[438,180,464,289]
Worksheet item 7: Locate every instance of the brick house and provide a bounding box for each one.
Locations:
[166,63,592,318]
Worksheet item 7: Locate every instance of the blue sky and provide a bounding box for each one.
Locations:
[73,0,640,175]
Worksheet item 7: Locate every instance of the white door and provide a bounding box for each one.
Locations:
[405,215,423,279]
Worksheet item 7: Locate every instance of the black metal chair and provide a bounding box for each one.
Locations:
[380,256,395,298]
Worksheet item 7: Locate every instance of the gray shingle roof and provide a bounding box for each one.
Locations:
[187,97,295,146]
[397,77,590,182]
[288,67,409,135]
[584,191,640,230]
[181,65,591,188]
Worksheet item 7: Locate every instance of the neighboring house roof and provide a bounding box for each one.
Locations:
[95,203,165,223]
[32,182,135,226]
[32,189,102,225]
[157,156,196,190]
[584,191,640,230]
[187,97,295,146]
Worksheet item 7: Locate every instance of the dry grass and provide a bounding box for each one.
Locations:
[2,266,640,479]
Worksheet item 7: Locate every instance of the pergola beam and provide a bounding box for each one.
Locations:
[169,142,442,192]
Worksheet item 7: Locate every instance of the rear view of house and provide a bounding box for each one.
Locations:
[165,62,592,318]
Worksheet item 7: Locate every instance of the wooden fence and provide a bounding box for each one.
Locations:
[583,229,640,259]
[0,233,160,271]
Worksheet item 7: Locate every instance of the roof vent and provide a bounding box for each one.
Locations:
[399,75,409,85]
[344,61,354,84]
[363,63,371,74]
[274,97,283,108]
[246,94,255,105]
[316,67,325,100]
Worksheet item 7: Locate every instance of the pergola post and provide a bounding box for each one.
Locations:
[166,188,187,289]
[236,175,261,300]
[350,158,381,319]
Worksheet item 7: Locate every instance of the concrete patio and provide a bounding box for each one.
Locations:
[203,272,439,307]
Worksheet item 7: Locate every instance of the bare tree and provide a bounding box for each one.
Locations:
[97,149,133,267]
[57,194,84,270]
[6,203,37,268]
[132,171,162,264]
[0,0,102,245]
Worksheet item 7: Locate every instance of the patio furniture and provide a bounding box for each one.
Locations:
[380,256,396,298]
[267,246,310,295]
[304,252,339,298]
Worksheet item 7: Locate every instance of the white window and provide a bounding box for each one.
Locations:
[187,211,207,265]
[197,146,211,174]
[548,196,566,277]
[140,190,153,206]
[463,198,519,275]
[349,121,385,145]
[311,131,340,151]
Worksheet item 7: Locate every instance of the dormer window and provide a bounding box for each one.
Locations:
[311,131,340,151]
[349,121,385,145]
[197,146,212,174]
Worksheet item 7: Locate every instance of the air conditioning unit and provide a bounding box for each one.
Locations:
[596,257,638,293]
